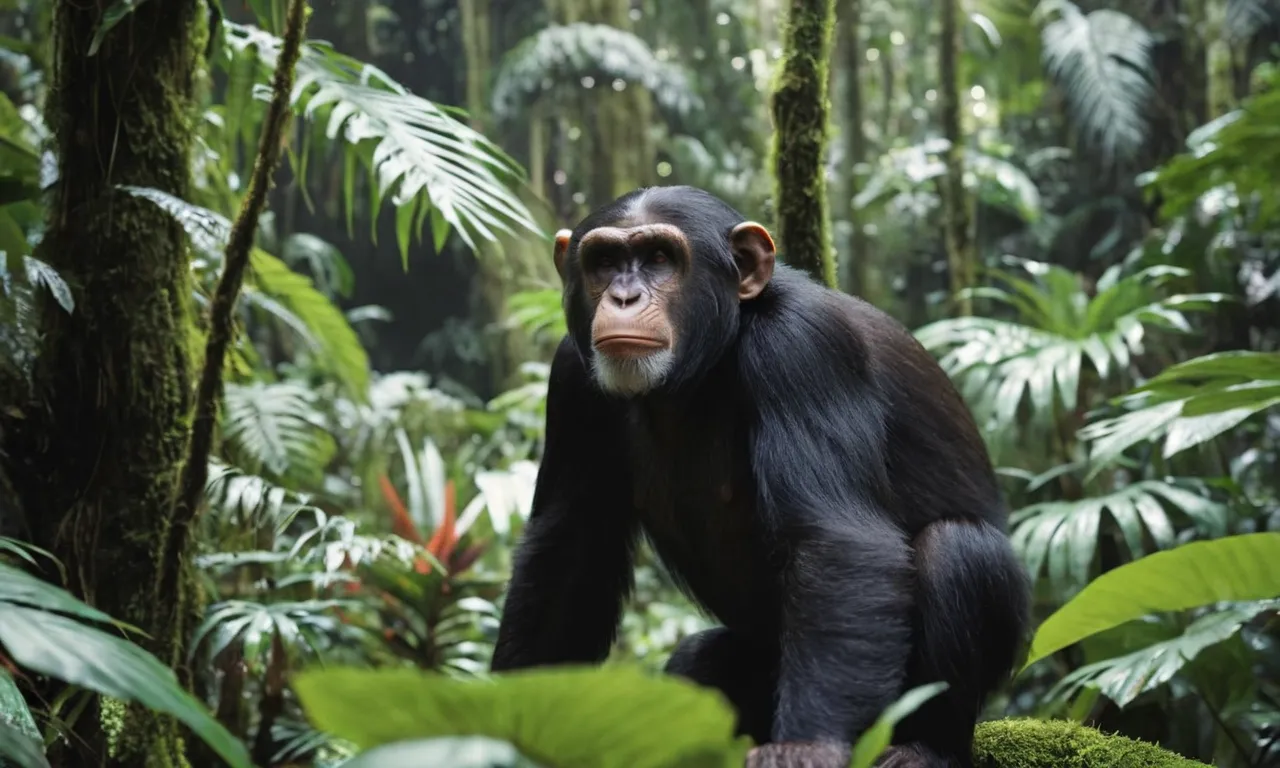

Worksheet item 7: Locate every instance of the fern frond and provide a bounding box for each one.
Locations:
[221,22,541,260]
[222,381,336,483]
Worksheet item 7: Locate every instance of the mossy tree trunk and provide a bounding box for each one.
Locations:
[836,0,870,299]
[1,1,204,764]
[770,0,838,289]
[938,0,975,316]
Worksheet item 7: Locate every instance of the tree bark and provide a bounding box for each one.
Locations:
[836,0,870,299]
[770,0,838,288]
[2,1,203,764]
[938,0,974,315]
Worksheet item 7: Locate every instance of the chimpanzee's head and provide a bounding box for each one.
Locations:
[554,186,776,397]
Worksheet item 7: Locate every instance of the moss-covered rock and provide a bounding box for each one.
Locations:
[973,718,1209,768]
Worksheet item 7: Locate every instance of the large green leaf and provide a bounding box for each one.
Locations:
[293,665,748,768]
[0,563,118,628]
[0,669,46,768]
[0,574,251,768]
[1023,533,1280,669]
[248,248,370,394]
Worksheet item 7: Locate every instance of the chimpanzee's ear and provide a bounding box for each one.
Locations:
[553,229,572,282]
[730,222,775,301]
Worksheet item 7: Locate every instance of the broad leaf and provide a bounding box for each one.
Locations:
[248,248,370,394]
[916,259,1222,453]
[0,584,251,767]
[0,563,118,628]
[293,665,748,768]
[1024,533,1280,668]
[0,669,46,768]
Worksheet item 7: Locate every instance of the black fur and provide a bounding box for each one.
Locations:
[491,186,1031,768]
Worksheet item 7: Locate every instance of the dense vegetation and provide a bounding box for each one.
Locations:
[0,0,1277,766]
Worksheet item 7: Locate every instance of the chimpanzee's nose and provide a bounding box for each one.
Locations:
[607,284,643,309]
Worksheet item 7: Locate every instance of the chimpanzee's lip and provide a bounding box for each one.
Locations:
[594,335,668,356]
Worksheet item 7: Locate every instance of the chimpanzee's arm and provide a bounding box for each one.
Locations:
[490,339,639,672]
[739,300,915,748]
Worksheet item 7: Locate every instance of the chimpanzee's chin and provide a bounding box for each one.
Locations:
[590,349,674,398]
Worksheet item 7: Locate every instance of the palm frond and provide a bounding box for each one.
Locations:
[1011,479,1228,597]
[190,597,355,665]
[222,381,337,484]
[221,22,541,260]
[203,459,319,531]
[1045,601,1278,709]
[1081,350,1280,470]
[916,258,1228,442]
[1035,0,1155,164]
[491,23,702,124]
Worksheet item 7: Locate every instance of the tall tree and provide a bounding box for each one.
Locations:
[836,0,870,299]
[938,0,974,315]
[770,0,838,288]
[1,1,203,762]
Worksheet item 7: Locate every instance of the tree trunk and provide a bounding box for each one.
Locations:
[938,0,974,315]
[2,1,203,764]
[770,0,838,288]
[836,0,870,299]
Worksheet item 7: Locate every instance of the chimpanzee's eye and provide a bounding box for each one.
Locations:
[652,251,668,265]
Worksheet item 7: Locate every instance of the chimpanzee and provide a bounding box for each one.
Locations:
[490,186,1030,768]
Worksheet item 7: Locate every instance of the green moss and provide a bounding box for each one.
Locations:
[973,718,1210,768]
[768,0,838,288]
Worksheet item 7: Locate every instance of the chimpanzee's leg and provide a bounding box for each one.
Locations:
[880,519,1031,768]
[664,627,778,745]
